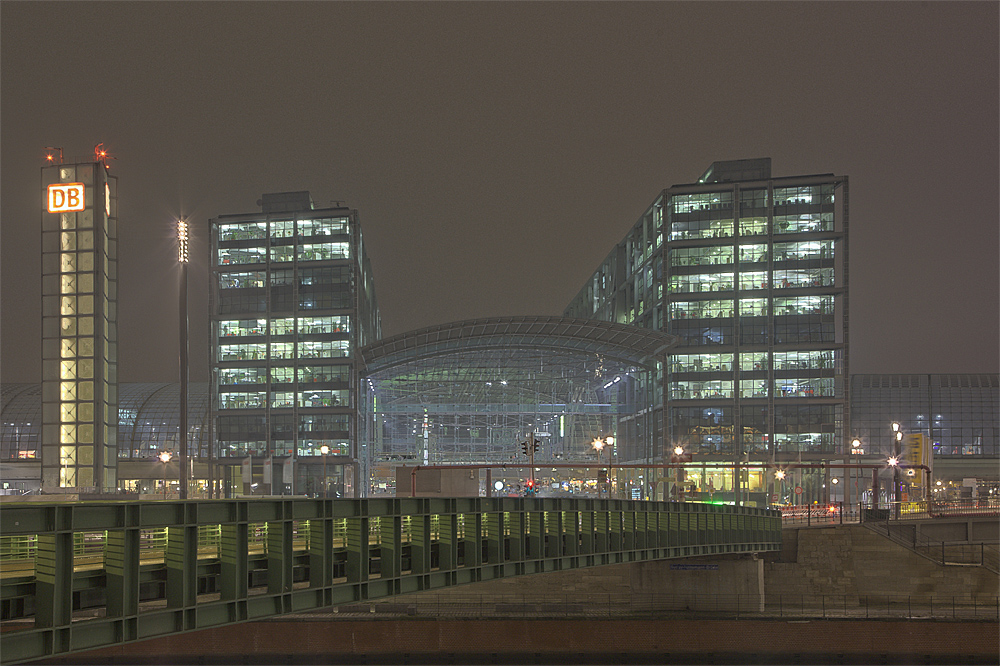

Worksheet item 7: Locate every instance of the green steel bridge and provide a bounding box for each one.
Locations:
[0,497,780,664]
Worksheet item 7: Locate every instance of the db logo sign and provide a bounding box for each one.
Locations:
[48,183,85,213]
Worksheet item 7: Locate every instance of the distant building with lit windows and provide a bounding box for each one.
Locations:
[850,374,999,492]
[565,158,849,502]
[208,192,380,497]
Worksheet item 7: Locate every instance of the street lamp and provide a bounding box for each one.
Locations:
[605,436,615,497]
[177,217,189,500]
[320,444,330,498]
[592,438,606,497]
[774,469,786,505]
[890,423,903,516]
[159,450,172,499]
[672,446,686,501]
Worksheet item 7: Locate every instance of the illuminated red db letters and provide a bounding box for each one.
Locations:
[48,183,86,213]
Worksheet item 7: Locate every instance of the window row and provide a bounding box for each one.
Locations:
[668,350,837,373]
[216,440,350,458]
[669,378,837,400]
[668,268,834,293]
[218,389,350,410]
[668,212,836,241]
[218,365,350,385]
[219,315,351,337]
[217,414,350,438]
[217,287,351,314]
[668,320,838,346]
[669,295,836,320]
[669,241,835,268]
[217,217,349,241]
[218,242,350,265]
[218,339,350,361]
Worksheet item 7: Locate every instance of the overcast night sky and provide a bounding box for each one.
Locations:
[2,2,997,384]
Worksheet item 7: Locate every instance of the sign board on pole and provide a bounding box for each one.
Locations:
[241,457,252,484]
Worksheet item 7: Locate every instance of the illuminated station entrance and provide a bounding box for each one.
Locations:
[359,317,678,498]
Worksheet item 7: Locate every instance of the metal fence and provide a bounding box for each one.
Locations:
[778,499,1000,527]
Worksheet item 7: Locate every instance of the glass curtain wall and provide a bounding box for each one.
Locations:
[360,348,654,498]
[210,195,380,498]
[565,160,849,505]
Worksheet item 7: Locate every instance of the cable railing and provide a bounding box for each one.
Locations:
[777,498,1000,527]
[863,516,999,571]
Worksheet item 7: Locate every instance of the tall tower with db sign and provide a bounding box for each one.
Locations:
[40,148,119,492]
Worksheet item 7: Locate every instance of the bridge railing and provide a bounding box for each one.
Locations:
[324,591,1000,621]
[0,497,780,664]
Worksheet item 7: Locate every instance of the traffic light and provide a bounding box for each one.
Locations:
[598,470,608,484]
[532,441,540,454]
[520,441,529,456]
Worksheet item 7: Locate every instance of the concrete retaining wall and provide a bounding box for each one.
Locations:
[766,524,999,600]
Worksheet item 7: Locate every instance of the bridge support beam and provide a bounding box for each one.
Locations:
[526,511,543,564]
[486,510,504,566]
[105,528,140,620]
[220,522,249,609]
[545,510,561,559]
[34,532,73,630]
[461,512,482,570]
[580,510,595,556]
[309,517,334,591]
[166,525,198,610]
[266,519,293,598]
[346,516,370,588]
[380,514,402,581]
[410,514,431,577]
[438,513,458,573]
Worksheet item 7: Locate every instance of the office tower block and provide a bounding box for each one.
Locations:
[209,192,379,497]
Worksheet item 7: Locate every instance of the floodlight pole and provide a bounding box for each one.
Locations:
[178,218,190,500]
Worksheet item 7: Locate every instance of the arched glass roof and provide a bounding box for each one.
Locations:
[360,316,678,375]
[360,318,677,472]
[1,383,210,460]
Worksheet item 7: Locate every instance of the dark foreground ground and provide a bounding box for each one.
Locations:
[33,617,1000,666]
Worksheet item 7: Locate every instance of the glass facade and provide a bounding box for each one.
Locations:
[851,374,999,459]
[565,159,849,499]
[39,161,118,492]
[209,192,380,497]
[4,374,994,495]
